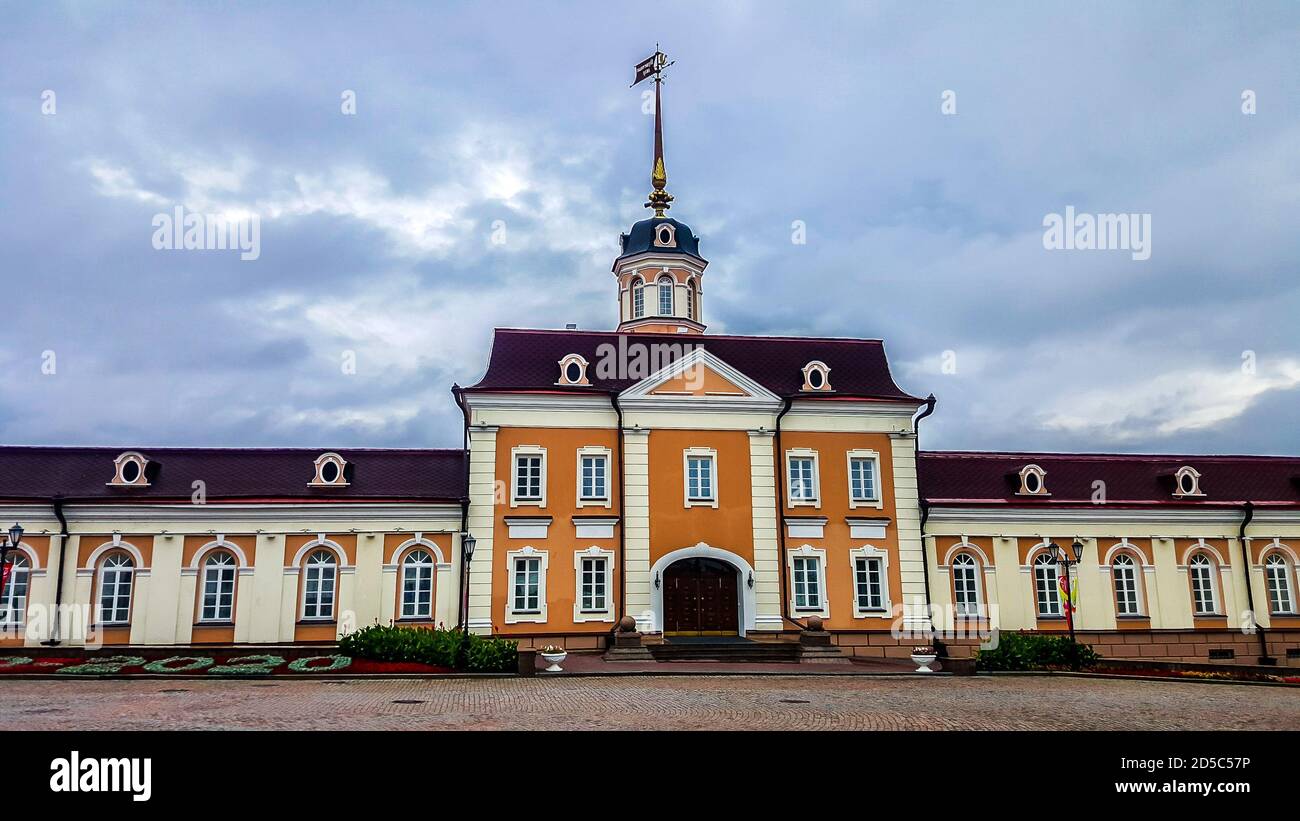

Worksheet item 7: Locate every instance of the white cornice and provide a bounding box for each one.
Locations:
[613,252,708,272]
[925,506,1248,525]
[463,393,616,412]
[786,400,923,418]
[0,502,462,524]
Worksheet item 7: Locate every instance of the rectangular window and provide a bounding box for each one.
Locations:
[303,564,336,620]
[854,556,885,612]
[580,454,608,501]
[1,564,29,625]
[793,556,822,611]
[1190,565,1217,615]
[514,454,543,502]
[788,456,816,503]
[849,457,878,502]
[99,566,133,624]
[579,556,608,613]
[1034,561,1061,616]
[512,557,541,614]
[201,564,236,622]
[686,455,715,502]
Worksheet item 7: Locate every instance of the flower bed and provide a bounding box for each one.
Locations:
[1099,666,1300,685]
[0,653,452,677]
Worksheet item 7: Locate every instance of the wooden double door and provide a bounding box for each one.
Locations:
[663,557,740,636]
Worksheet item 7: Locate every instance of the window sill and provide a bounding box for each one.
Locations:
[297,619,337,626]
[395,618,437,625]
[1115,615,1149,621]
[1035,615,1066,621]
[194,621,235,628]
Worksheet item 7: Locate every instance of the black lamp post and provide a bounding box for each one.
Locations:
[459,532,476,632]
[0,523,24,616]
[1047,539,1085,670]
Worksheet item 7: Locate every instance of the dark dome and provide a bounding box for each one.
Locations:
[616,216,703,262]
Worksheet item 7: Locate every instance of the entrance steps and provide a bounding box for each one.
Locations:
[646,638,804,664]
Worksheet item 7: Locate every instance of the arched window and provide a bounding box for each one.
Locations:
[1112,553,1141,616]
[658,275,674,315]
[1032,552,1061,616]
[1,554,30,625]
[400,549,435,619]
[1188,552,1218,615]
[952,552,981,616]
[631,276,645,318]
[98,553,134,625]
[302,549,337,620]
[687,281,697,320]
[1265,553,1296,615]
[200,551,237,622]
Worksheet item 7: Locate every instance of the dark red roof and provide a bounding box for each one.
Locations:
[919,451,1300,508]
[0,446,467,503]
[464,328,921,401]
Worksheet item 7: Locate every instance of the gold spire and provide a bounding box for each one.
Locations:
[641,50,674,217]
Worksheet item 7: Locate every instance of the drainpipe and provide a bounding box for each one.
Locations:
[912,394,938,639]
[610,391,626,633]
[1238,502,1271,664]
[44,498,70,646]
[774,396,805,632]
[452,385,472,630]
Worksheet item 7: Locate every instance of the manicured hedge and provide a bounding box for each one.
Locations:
[339,624,518,673]
[974,631,1099,671]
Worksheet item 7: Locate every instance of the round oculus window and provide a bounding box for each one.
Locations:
[564,361,584,383]
[1024,472,1041,493]
[1179,473,1196,494]
[120,460,141,483]
[807,368,824,389]
[320,460,341,484]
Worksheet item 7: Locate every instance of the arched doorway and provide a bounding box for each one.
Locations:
[663,557,740,636]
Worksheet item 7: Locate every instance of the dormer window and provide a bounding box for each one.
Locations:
[310,452,350,487]
[654,223,676,248]
[800,361,832,392]
[1017,464,1048,496]
[557,353,590,386]
[109,451,150,487]
[1173,465,1204,497]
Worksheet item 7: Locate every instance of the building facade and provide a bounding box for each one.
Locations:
[3,94,1299,666]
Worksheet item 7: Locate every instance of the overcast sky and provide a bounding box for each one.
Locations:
[2,1,1298,455]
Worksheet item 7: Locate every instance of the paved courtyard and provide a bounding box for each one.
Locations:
[4,674,1299,730]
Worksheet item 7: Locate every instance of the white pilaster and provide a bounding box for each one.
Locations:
[623,428,653,631]
[748,430,783,631]
[890,433,929,629]
[466,426,499,634]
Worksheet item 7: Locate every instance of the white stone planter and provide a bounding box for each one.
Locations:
[910,652,938,673]
[540,650,567,672]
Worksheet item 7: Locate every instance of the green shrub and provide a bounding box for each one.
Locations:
[339,623,517,673]
[975,631,1099,671]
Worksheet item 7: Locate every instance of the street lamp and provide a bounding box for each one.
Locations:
[0,522,23,608]
[1047,538,1085,670]
[458,532,477,631]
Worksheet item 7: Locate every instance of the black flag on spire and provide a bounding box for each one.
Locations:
[633,52,660,85]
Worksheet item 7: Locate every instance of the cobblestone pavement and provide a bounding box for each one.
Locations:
[4,675,1298,730]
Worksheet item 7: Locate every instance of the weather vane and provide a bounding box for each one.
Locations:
[632,46,676,216]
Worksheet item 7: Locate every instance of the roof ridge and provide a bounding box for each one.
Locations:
[491,327,886,344]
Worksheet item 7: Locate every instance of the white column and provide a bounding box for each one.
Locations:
[748,430,783,631]
[349,532,384,633]
[247,533,287,643]
[623,428,653,631]
[142,534,181,644]
[466,426,499,633]
[890,432,929,629]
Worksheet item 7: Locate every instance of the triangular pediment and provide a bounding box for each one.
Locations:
[619,346,782,409]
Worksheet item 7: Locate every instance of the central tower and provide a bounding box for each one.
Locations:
[615,49,707,334]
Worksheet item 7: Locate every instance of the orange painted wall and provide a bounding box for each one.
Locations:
[647,429,754,567]
[491,427,620,634]
[779,432,899,630]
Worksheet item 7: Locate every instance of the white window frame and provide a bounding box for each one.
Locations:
[846,449,883,509]
[573,546,615,623]
[784,448,821,508]
[632,276,646,318]
[788,545,829,618]
[657,274,674,316]
[1032,552,1062,617]
[683,447,719,508]
[950,551,981,618]
[510,445,547,508]
[1265,553,1296,616]
[97,552,135,625]
[0,554,31,626]
[505,547,548,624]
[557,353,590,386]
[301,548,339,621]
[1188,552,1219,616]
[849,545,891,618]
[309,452,350,487]
[686,280,697,320]
[576,446,612,508]
[399,548,436,620]
[1111,553,1143,617]
[199,550,238,623]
